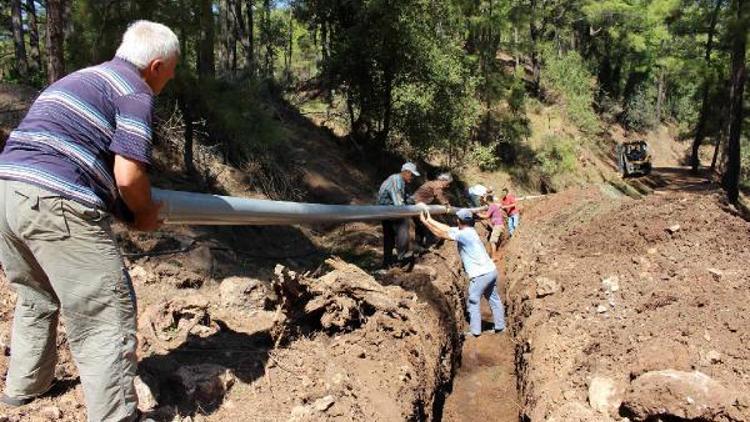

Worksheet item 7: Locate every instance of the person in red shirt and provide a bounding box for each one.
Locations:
[500,188,520,237]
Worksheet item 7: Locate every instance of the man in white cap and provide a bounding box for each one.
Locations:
[467,183,492,207]
[376,162,420,268]
[419,208,505,337]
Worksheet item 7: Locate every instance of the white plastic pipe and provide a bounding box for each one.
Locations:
[153,188,470,226]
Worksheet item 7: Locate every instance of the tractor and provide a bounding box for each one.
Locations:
[616,140,652,177]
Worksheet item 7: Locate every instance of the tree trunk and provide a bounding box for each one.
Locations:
[46,0,66,84]
[655,70,665,123]
[229,0,237,72]
[721,0,748,203]
[691,0,724,173]
[25,0,41,75]
[710,131,722,173]
[286,5,293,75]
[529,0,542,95]
[179,96,196,175]
[11,0,29,80]
[198,0,216,79]
[247,0,255,74]
[179,0,188,64]
[63,0,73,41]
[380,69,394,147]
[220,0,233,73]
[321,21,329,62]
[262,0,272,77]
[234,0,255,74]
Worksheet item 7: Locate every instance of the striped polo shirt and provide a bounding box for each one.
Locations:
[377,173,406,206]
[0,57,154,210]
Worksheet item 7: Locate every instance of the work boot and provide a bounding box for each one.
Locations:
[398,253,415,272]
[135,410,159,422]
[0,378,59,408]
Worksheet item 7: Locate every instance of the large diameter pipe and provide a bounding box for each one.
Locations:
[153,188,464,226]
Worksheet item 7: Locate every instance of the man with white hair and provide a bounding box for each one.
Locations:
[0,21,179,421]
[411,172,453,248]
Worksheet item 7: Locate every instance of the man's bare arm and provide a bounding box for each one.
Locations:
[419,212,453,240]
[113,155,163,231]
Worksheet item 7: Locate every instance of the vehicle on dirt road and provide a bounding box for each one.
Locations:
[616,140,652,177]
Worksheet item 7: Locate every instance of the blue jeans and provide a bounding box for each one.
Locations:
[467,270,505,335]
[507,214,520,237]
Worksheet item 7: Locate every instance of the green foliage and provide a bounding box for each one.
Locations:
[622,86,657,132]
[468,142,501,171]
[394,48,482,161]
[179,76,285,164]
[2,0,747,194]
[535,134,578,188]
[540,48,600,134]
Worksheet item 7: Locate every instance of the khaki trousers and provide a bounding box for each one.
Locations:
[0,179,137,422]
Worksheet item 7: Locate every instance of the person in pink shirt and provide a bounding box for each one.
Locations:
[478,195,505,260]
[500,188,520,237]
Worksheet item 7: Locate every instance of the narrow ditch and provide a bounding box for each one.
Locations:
[437,246,521,422]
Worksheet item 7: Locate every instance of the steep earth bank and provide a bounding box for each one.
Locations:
[505,180,750,421]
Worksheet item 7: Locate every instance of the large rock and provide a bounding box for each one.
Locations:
[219,277,269,311]
[622,370,744,421]
[138,295,219,353]
[629,338,691,377]
[134,375,158,411]
[546,401,614,422]
[176,364,235,406]
[588,375,623,415]
[186,245,214,276]
[153,262,205,289]
[535,277,559,298]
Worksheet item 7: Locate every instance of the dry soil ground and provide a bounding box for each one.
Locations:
[506,169,750,421]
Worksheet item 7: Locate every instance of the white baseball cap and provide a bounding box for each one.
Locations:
[456,208,474,222]
[401,162,420,176]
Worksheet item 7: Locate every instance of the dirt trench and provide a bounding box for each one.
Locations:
[0,222,483,421]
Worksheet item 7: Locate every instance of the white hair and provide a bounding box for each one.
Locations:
[437,173,453,182]
[115,20,180,70]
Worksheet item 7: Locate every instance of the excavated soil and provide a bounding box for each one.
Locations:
[0,219,473,421]
[506,170,750,421]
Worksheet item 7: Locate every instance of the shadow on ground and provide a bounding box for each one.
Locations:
[636,166,716,193]
[139,324,272,420]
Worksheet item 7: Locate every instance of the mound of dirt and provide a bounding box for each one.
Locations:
[0,223,468,421]
[505,183,750,421]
